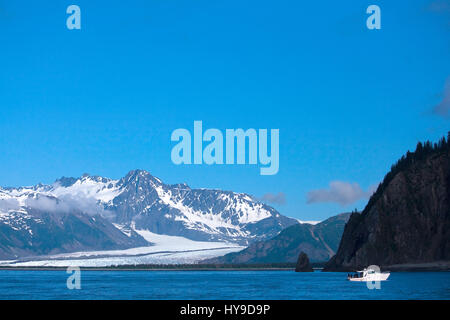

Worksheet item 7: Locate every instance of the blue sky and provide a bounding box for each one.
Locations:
[0,0,449,221]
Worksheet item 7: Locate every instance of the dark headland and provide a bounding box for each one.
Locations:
[324,134,450,272]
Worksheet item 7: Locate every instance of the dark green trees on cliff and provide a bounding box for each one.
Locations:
[325,133,450,271]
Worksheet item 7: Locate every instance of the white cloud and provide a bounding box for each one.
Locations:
[0,198,20,212]
[428,0,450,13]
[260,192,286,205]
[24,194,112,217]
[432,78,450,119]
[306,181,377,206]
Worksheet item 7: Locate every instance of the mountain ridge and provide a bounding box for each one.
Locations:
[0,170,298,259]
[204,212,350,263]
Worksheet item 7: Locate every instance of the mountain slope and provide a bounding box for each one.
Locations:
[0,170,297,259]
[0,207,148,260]
[109,170,297,244]
[204,213,350,263]
[325,135,450,271]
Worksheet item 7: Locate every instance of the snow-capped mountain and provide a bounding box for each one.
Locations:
[0,170,297,260]
[109,170,296,244]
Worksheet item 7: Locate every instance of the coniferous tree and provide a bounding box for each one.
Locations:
[366,133,449,211]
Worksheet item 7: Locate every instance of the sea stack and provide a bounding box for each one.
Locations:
[295,252,313,272]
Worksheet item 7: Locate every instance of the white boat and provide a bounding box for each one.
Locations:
[347,268,390,282]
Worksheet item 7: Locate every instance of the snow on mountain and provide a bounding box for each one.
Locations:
[0,170,297,260]
[52,175,123,204]
[106,170,297,244]
[0,225,244,267]
[151,183,272,237]
[0,247,244,267]
[296,219,321,225]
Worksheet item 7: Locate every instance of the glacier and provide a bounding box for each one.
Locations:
[0,170,297,262]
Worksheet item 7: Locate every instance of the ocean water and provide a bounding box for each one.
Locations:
[0,270,448,300]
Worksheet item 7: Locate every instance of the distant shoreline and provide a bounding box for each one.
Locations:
[1,261,448,272]
[383,261,450,272]
[0,267,297,272]
[0,262,299,271]
[324,261,450,272]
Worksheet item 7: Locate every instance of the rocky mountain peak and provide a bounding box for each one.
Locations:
[54,176,78,187]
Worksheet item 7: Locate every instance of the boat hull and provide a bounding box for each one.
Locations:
[348,272,390,282]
